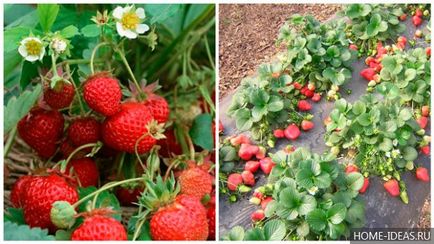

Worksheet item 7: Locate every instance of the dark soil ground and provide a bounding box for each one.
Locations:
[219,4,342,98]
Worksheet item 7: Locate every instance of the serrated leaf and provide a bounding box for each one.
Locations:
[228,226,245,240]
[306,209,327,231]
[327,203,347,224]
[4,84,42,134]
[263,220,286,240]
[4,221,55,240]
[81,24,100,37]
[189,113,213,150]
[37,4,59,33]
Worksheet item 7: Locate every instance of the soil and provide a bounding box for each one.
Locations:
[219,4,343,98]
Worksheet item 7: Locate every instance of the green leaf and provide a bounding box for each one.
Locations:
[328,222,345,239]
[263,220,286,240]
[267,96,284,112]
[403,147,418,161]
[78,187,122,220]
[235,109,253,131]
[244,228,265,240]
[298,194,317,215]
[189,113,213,150]
[345,200,365,227]
[4,84,42,134]
[20,61,39,90]
[399,108,412,121]
[4,221,55,240]
[143,4,182,24]
[228,226,245,241]
[55,229,72,240]
[404,68,417,82]
[220,146,238,162]
[37,4,59,32]
[327,203,347,224]
[4,208,25,225]
[346,172,364,191]
[306,209,327,231]
[60,25,79,38]
[379,138,393,152]
[296,221,310,237]
[81,24,100,37]
[352,101,366,115]
[4,26,33,53]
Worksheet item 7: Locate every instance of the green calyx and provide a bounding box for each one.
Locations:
[50,201,77,229]
[139,174,180,211]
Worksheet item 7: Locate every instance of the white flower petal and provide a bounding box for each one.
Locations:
[113,6,124,19]
[18,45,28,57]
[39,48,46,60]
[124,5,133,13]
[26,55,39,62]
[135,8,145,19]
[116,22,128,37]
[135,24,149,34]
[123,28,138,39]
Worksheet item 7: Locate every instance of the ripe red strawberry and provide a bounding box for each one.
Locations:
[11,175,33,208]
[207,206,215,240]
[150,194,208,240]
[345,164,359,174]
[284,124,301,140]
[415,8,423,17]
[253,190,264,199]
[218,121,224,134]
[383,179,400,197]
[18,108,64,158]
[399,13,407,21]
[251,209,265,222]
[238,143,259,161]
[273,129,285,138]
[66,158,99,187]
[421,145,430,155]
[227,173,243,191]
[102,102,158,154]
[143,94,170,123]
[365,56,375,65]
[241,170,255,186]
[260,157,276,174]
[71,215,127,240]
[304,89,314,98]
[261,197,273,209]
[412,15,422,26]
[178,167,213,199]
[301,120,314,131]
[59,139,86,159]
[397,36,407,46]
[416,167,430,182]
[116,187,143,206]
[311,93,321,102]
[22,174,78,232]
[67,117,100,147]
[349,44,358,51]
[426,47,431,57]
[44,83,75,110]
[157,129,183,158]
[245,161,260,173]
[360,68,377,81]
[359,177,370,194]
[293,82,302,90]
[421,106,430,117]
[83,72,121,116]
[417,116,428,129]
[297,100,312,111]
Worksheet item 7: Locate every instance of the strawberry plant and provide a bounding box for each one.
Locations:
[4,3,215,241]
[223,148,365,240]
[343,4,407,56]
[324,95,429,203]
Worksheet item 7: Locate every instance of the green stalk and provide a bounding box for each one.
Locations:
[114,46,143,96]
[90,42,111,74]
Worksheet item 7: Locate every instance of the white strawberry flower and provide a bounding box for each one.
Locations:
[113,5,149,39]
[18,37,45,62]
[307,186,318,195]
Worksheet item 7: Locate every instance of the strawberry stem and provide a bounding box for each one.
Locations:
[64,63,85,115]
[72,177,145,208]
[57,142,98,173]
[90,42,111,74]
[114,45,143,97]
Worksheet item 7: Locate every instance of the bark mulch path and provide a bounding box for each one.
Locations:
[219,4,342,98]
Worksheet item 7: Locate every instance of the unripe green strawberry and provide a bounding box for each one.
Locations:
[50,201,77,229]
[83,72,122,116]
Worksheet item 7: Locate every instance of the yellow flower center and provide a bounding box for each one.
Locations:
[25,39,42,56]
[121,12,140,30]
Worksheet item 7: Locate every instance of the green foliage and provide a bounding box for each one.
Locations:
[4,208,26,225]
[343,4,406,56]
[4,84,42,134]
[377,48,431,108]
[189,113,214,150]
[4,221,56,240]
[37,4,60,32]
[324,95,423,201]
[223,148,365,240]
